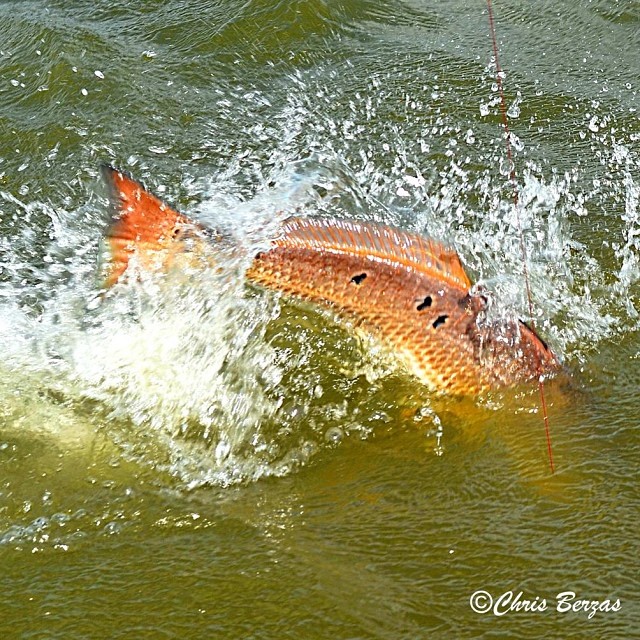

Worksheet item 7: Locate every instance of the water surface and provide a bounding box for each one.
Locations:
[1,0,639,637]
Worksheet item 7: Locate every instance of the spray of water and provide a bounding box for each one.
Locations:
[1,62,637,488]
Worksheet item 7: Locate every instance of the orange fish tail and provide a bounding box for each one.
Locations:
[101,165,196,286]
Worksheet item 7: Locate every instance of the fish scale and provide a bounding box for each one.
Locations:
[102,166,560,395]
[247,246,487,394]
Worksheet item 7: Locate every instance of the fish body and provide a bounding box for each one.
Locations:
[102,166,559,395]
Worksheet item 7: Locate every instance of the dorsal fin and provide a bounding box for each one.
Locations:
[275,217,472,290]
[101,165,197,286]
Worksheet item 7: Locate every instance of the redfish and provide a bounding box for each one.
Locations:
[101,165,559,395]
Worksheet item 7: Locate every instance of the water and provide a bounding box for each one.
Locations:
[1,0,639,637]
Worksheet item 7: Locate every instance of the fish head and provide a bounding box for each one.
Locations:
[469,303,560,387]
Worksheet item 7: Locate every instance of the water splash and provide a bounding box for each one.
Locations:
[0,165,412,488]
[1,59,638,488]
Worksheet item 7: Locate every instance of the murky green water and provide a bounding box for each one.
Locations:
[1,0,639,637]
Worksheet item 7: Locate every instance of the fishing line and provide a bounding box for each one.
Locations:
[485,0,555,473]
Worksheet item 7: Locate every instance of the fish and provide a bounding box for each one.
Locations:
[101,165,560,395]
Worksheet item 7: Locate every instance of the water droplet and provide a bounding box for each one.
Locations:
[324,426,344,444]
[215,440,231,463]
[510,133,524,152]
[507,100,521,119]
[103,522,121,535]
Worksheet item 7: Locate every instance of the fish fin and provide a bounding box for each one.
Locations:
[276,217,472,290]
[518,320,559,371]
[101,165,200,286]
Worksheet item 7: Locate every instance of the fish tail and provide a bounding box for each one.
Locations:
[101,165,203,287]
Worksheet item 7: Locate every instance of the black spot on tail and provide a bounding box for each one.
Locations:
[416,295,433,311]
[350,273,367,285]
[432,314,448,329]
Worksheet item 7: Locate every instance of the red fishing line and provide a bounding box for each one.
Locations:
[486,0,555,473]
